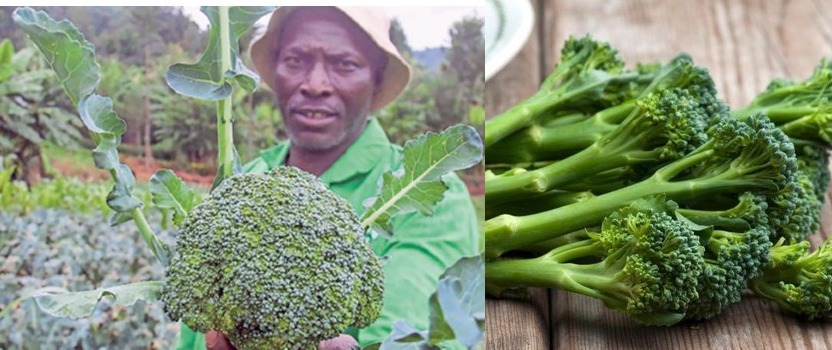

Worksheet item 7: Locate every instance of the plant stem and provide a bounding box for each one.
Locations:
[217,6,234,177]
[130,207,167,266]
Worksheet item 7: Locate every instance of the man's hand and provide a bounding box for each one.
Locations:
[319,334,359,350]
[205,330,235,350]
[205,330,357,350]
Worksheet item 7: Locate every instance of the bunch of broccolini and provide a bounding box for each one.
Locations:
[485,35,832,323]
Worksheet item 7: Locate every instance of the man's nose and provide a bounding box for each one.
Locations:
[300,61,333,98]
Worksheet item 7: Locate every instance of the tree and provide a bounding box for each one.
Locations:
[389,18,412,59]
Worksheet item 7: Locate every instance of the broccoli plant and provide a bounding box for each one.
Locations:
[11,6,485,350]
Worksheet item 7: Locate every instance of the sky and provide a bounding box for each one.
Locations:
[181,6,482,50]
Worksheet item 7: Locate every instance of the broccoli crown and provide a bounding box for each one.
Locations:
[750,239,832,319]
[160,166,383,350]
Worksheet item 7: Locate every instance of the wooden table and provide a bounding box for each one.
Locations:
[484,0,832,349]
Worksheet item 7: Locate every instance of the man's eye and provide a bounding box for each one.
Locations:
[283,56,302,66]
[336,60,359,71]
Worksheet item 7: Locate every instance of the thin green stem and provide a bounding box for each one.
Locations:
[217,6,234,177]
[130,207,167,266]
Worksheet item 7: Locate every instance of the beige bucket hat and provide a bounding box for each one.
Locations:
[250,6,412,111]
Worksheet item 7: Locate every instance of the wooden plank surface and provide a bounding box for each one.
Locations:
[486,0,832,349]
[484,1,550,349]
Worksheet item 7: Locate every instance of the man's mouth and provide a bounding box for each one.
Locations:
[293,108,338,127]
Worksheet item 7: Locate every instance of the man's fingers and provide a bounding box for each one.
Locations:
[319,334,359,350]
[205,330,235,350]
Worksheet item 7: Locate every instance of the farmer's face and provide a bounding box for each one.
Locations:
[274,8,385,152]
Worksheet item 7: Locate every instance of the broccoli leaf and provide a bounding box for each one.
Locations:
[150,169,199,226]
[373,320,437,350]
[367,255,486,350]
[11,7,98,105]
[428,256,485,347]
[165,6,272,100]
[29,281,163,318]
[361,124,483,234]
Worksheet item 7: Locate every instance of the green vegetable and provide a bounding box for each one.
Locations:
[731,58,832,148]
[485,115,798,258]
[486,55,724,164]
[676,192,772,319]
[749,238,832,319]
[161,167,383,349]
[484,35,654,147]
[486,196,704,325]
[485,84,714,204]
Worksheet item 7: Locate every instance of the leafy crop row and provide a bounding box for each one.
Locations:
[0,210,177,349]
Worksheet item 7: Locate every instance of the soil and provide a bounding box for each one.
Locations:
[50,154,215,186]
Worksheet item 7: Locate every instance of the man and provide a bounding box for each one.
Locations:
[176,6,479,349]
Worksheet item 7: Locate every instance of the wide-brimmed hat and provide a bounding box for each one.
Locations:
[250,6,411,111]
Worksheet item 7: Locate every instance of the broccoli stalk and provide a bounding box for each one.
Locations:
[485,197,704,326]
[486,101,637,163]
[484,35,647,147]
[485,116,798,258]
[749,238,832,319]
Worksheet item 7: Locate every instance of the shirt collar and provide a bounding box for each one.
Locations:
[257,118,391,185]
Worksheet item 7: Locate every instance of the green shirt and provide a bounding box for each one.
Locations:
[176,118,479,348]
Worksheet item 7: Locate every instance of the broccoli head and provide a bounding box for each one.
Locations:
[160,166,384,350]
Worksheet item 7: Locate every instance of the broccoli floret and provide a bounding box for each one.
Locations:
[485,197,704,326]
[485,115,798,258]
[486,87,711,204]
[676,192,773,319]
[731,58,832,147]
[749,238,832,319]
[160,166,383,350]
[485,35,644,147]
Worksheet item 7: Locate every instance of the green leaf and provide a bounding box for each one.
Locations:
[376,320,439,350]
[77,95,142,212]
[31,281,163,318]
[12,7,100,106]
[150,169,198,226]
[361,124,483,233]
[4,119,42,144]
[0,38,14,82]
[427,256,485,347]
[108,211,133,226]
[165,6,272,100]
